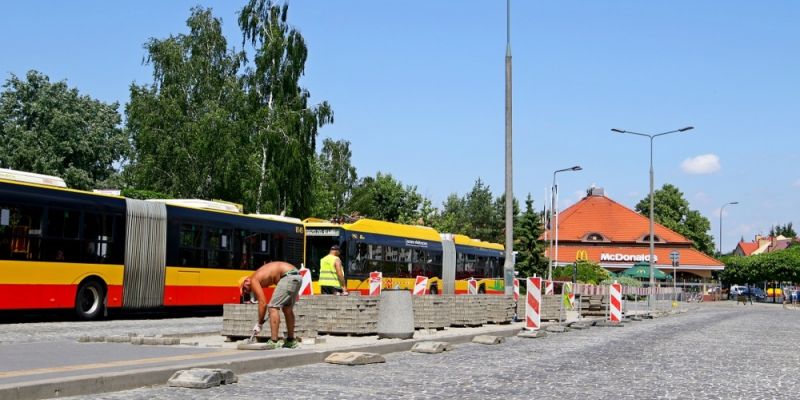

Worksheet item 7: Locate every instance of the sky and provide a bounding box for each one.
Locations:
[2,1,798,253]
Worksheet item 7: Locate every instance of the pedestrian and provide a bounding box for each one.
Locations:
[240,261,302,349]
[319,245,349,295]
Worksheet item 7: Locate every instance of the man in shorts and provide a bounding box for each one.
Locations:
[240,261,302,349]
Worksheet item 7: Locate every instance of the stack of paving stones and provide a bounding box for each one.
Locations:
[312,295,379,335]
[449,295,487,327]
[412,295,451,330]
[484,295,515,324]
[540,295,566,321]
[221,302,317,341]
[579,295,609,317]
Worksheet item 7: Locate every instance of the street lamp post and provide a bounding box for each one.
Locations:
[611,126,694,310]
[719,201,739,255]
[548,165,582,281]
[502,0,514,295]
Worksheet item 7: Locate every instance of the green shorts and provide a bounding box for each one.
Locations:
[268,274,302,308]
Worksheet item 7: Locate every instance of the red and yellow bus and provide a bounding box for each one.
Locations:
[0,169,303,319]
[304,218,505,295]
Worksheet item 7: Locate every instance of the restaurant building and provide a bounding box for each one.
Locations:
[545,187,724,286]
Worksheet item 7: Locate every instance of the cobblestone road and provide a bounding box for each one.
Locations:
[0,316,222,344]
[64,302,800,399]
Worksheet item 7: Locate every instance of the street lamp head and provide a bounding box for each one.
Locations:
[730,201,739,205]
[571,166,582,171]
[678,126,694,132]
[610,128,625,133]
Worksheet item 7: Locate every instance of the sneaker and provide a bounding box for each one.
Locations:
[265,339,283,350]
[283,338,299,349]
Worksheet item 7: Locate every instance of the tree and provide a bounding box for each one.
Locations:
[313,138,357,218]
[554,261,610,284]
[635,183,715,255]
[239,0,333,216]
[0,70,128,189]
[514,194,547,278]
[126,7,249,204]
[463,178,496,242]
[434,193,467,235]
[492,194,519,244]
[347,172,426,223]
[770,223,796,238]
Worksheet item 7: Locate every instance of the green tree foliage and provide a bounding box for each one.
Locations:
[770,223,796,238]
[126,7,249,203]
[635,183,715,255]
[126,2,332,217]
[513,194,548,278]
[0,71,128,189]
[348,172,427,224]
[239,0,333,216]
[434,178,520,244]
[311,138,357,218]
[720,246,800,284]
[435,194,467,235]
[600,275,642,287]
[553,261,611,284]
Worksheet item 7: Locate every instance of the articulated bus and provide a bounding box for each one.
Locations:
[304,218,505,295]
[0,169,303,319]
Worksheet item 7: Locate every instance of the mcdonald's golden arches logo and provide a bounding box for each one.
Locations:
[575,249,589,262]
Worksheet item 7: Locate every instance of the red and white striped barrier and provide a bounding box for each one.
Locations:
[467,278,478,295]
[413,275,428,296]
[513,278,520,302]
[298,268,313,297]
[369,271,382,296]
[609,282,622,323]
[544,280,554,295]
[525,277,542,330]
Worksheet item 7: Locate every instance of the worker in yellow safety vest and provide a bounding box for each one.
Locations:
[319,245,348,295]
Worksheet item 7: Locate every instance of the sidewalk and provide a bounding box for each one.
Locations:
[0,320,553,400]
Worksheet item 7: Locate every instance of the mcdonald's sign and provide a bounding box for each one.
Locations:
[575,249,589,262]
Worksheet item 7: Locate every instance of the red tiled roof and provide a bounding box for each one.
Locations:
[736,241,759,256]
[553,194,691,244]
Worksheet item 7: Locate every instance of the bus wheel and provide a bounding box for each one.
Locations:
[429,285,438,295]
[478,285,486,294]
[75,280,105,320]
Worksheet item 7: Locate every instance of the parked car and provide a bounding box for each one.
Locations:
[729,286,765,302]
[729,286,748,299]
[748,287,766,302]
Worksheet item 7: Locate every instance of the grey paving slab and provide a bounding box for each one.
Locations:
[59,302,800,400]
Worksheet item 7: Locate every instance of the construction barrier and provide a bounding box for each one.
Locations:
[468,278,478,295]
[564,282,575,310]
[609,282,622,323]
[413,275,428,296]
[544,279,554,296]
[513,278,520,302]
[299,268,313,297]
[525,277,542,330]
[369,271,382,297]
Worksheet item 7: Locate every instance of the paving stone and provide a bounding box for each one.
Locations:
[568,322,589,330]
[471,335,505,345]
[105,335,131,343]
[167,369,223,389]
[545,325,569,333]
[236,342,273,350]
[517,330,547,338]
[410,341,453,354]
[324,352,386,365]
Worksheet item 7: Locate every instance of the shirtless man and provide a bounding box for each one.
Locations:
[240,261,302,349]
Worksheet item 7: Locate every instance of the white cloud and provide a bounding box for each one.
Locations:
[681,154,721,175]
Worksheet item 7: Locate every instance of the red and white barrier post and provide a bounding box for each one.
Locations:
[467,278,478,295]
[413,275,428,296]
[609,281,622,323]
[513,278,520,302]
[525,277,542,330]
[298,268,313,298]
[369,271,382,297]
[544,279,554,295]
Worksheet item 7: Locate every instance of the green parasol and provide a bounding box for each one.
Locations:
[620,261,670,280]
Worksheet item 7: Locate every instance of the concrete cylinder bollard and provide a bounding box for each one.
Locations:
[377,289,414,339]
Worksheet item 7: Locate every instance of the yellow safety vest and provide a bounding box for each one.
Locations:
[319,254,341,288]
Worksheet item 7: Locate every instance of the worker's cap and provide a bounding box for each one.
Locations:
[330,245,340,251]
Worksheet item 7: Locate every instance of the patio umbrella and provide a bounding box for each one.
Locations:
[620,262,670,280]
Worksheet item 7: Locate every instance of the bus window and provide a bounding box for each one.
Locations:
[0,205,43,261]
[179,224,203,267]
[346,242,368,277]
[246,232,271,268]
[270,233,285,264]
[206,227,233,268]
[83,213,114,263]
[385,246,399,262]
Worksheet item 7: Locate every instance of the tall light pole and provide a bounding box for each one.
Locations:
[611,126,694,310]
[502,0,514,295]
[549,166,582,280]
[719,201,739,255]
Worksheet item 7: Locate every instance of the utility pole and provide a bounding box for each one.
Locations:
[503,0,515,295]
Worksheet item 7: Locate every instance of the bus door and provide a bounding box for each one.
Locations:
[304,227,342,280]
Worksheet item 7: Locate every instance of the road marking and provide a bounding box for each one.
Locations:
[0,349,242,379]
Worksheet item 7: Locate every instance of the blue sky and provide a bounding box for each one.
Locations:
[2,1,798,252]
